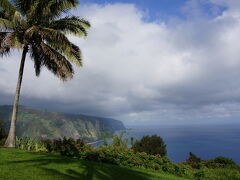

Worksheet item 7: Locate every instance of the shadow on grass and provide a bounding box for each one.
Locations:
[2,151,159,180]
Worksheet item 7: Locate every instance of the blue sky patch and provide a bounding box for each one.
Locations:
[79,0,227,22]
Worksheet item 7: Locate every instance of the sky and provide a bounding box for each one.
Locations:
[1,0,240,126]
[78,0,188,20]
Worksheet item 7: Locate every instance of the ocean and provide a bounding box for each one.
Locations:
[125,124,240,164]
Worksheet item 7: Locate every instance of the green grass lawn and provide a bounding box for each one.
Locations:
[0,148,189,180]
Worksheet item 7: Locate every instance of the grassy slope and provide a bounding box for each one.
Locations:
[0,148,188,180]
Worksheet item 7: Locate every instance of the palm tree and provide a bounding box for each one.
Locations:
[0,0,90,148]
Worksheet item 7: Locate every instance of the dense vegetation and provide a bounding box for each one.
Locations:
[4,134,240,180]
[184,152,239,170]
[0,118,239,180]
[0,106,125,141]
[0,148,187,180]
[132,135,167,156]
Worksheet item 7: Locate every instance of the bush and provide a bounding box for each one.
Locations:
[194,170,207,179]
[16,137,47,152]
[132,135,167,156]
[185,152,204,169]
[80,146,188,176]
[213,156,236,166]
[187,152,202,163]
[110,131,129,148]
[42,137,90,157]
[204,169,240,180]
[184,152,239,171]
[205,156,239,169]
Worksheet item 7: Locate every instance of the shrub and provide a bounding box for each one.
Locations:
[184,153,239,171]
[187,152,202,163]
[185,152,204,169]
[205,156,239,169]
[16,137,47,152]
[132,135,167,156]
[110,131,129,148]
[42,137,90,157]
[205,169,240,180]
[194,170,207,179]
[101,131,111,146]
[80,146,188,176]
[213,156,236,166]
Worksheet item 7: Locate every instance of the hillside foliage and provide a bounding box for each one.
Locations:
[0,106,125,141]
[8,134,240,180]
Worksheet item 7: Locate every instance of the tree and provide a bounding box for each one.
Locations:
[101,131,111,146]
[185,152,203,169]
[110,130,129,148]
[0,0,90,148]
[132,135,167,156]
[187,152,202,163]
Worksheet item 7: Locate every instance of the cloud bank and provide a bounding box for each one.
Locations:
[1,0,240,125]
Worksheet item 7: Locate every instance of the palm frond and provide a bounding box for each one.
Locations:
[0,32,22,56]
[0,18,13,30]
[34,27,82,66]
[45,36,82,67]
[30,42,74,80]
[40,27,70,43]
[48,16,90,37]
[25,0,42,23]
[29,42,42,76]
[67,43,82,66]
[0,0,16,15]
[43,0,78,18]
[27,0,78,23]
[0,0,25,22]
[0,15,25,31]
[24,26,70,45]
[12,10,25,23]
[11,0,34,15]
[41,42,74,80]
[54,41,82,66]
[25,26,82,65]
[46,0,78,10]
[0,32,10,56]
[6,32,22,48]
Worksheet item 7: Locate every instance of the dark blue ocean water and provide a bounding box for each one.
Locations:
[124,124,240,164]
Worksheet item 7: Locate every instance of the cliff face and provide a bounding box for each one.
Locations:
[0,106,125,141]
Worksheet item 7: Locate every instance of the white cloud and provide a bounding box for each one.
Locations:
[1,1,240,125]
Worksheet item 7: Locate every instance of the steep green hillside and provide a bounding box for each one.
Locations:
[0,106,125,141]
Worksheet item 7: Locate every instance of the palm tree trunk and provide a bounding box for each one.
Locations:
[4,46,28,148]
